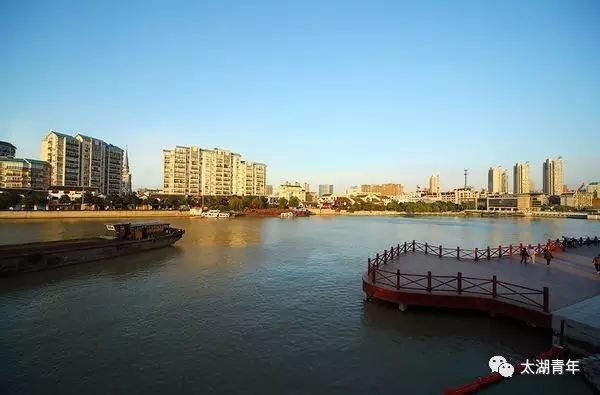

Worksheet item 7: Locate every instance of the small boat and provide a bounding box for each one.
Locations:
[0,222,185,276]
[280,212,294,218]
[217,212,231,218]
[201,209,221,218]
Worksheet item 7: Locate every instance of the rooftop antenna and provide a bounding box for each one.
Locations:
[464,169,468,189]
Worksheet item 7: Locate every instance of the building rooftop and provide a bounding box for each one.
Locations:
[0,141,16,149]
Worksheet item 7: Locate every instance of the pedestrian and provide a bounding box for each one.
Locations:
[585,236,591,247]
[594,236,599,246]
[528,246,536,264]
[594,254,600,275]
[544,249,553,266]
[520,247,529,264]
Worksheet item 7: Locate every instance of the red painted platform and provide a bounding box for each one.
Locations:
[363,239,600,329]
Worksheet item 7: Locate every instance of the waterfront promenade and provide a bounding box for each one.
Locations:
[363,240,600,335]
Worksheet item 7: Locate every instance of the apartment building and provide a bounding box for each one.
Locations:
[162,146,267,196]
[0,141,16,158]
[513,162,531,194]
[543,157,564,196]
[428,174,440,195]
[40,131,124,195]
[360,183,404,196]
[279,182,306,201]
[488,166,508,194]
[0,157,51,190]
[318,184,333,196]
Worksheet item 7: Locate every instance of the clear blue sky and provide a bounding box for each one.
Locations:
[1,0,599,192]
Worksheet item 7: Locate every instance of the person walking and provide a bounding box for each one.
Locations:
[544,249,553,266]
[594,254,600,275]
[528,246,536,264]
[520,247,529,264]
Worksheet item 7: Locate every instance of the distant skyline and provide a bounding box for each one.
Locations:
[1,1,599,192]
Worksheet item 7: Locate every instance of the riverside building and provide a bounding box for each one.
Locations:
[0,157,51,190]
[0,141,16,158]
[162,146,266,196]
[40,131,125,195]
[428,174,440,196]
[488,166,509,194]
[543,157,564,196]
[513,161,531,194]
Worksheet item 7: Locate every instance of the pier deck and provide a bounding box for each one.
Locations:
[363,240,600,330]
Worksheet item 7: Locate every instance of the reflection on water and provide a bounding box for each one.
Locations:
[0,216,597,394]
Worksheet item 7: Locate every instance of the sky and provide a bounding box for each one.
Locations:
[1,0,599,193]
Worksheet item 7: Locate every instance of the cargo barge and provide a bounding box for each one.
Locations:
[0,222,185,276]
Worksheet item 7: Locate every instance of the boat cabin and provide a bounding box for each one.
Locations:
[105,222,173,241]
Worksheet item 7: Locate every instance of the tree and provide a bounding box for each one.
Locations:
[229,196,243,211]
[59,194,71,205]
[260,196,269,208]
[242,195,255,209]
[250,197,262,209]
[82,191,94,205]
[0,192,21,210]
[163,197,173,208]
[288,196,301,208]
[186,196,197,207]
[278,197,288,209]
[21,194,34,210]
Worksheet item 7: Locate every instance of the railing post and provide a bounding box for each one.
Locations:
[537,243,541,255]
[487,246,491,260]
[509,244,513,256]
[412,240,415,252]
[457,246,460,260]
[396,269,400,290]
[403,241,407,253]
[384,250,387,264]
[372,266,376,283]
[475,248,479,261]
[492,275,497,297]
[376,253,380,268]
[439,245,442,258]
[367,258,371,275]
[543,287,549,313]
[427,271,432,292]
[457,272,462,294]
[397,243,400,256]
[498,245,502,258]
[425,242,428,255]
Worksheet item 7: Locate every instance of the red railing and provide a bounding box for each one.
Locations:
[367,236,599,266]
[367,265,549,312]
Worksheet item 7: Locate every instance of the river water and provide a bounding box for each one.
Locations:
[1,216,598,394]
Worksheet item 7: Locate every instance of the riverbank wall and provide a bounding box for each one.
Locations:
[0,210,189,220]
[308,209,465,217]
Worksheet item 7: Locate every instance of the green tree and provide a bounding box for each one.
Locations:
[21,193,34,210]
[260,196,269,208]
[163,197,173,208]
[229,196,243,211]
[186,196,197,207]
[0,192,21,210]
[59,194,71,205]
[250,197,262,209]
[242,195,255,209]
[278,197,288,209]
[288,196,301,208]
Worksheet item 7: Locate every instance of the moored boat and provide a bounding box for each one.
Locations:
[0,222,185,276]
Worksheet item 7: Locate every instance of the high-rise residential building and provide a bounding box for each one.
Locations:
[121,149,132,194]
[303,183,310,193]
[0,141,16,158]
[41,131,81,187]
[429,174,440,195]
[162,146,266,196]
[543,157,564,196]
[318,184,334,196]
[513,162,531,194]
[488,166,508,194]
[346,185,360,196]
[0,157,51,190]
[40,131,124,195]
[360,183,404,196]
[501,171,509,194]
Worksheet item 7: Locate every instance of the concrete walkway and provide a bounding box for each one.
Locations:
[378,245,600,312]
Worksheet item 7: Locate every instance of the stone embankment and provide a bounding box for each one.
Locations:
[0,210,189,220]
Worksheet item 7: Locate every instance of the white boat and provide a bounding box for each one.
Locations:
[218,212,231,218]
[202,210,221,218]
[280,212,294,218]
